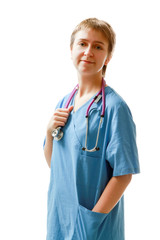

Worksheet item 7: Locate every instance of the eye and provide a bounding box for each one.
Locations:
[79,42,86,47]
[95,45,102,50]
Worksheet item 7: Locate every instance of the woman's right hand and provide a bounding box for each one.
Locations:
[47,106,74,136]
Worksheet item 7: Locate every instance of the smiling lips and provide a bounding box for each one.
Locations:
[81,60,94,64]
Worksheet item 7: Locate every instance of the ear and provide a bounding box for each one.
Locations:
[104,55,112,65]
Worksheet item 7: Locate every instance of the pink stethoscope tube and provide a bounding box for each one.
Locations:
[65,78,105,117]
[52,78,106,151]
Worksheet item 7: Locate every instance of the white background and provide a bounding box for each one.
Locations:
[0,0,160,239]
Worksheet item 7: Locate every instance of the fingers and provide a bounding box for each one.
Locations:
[68,106,74,112]
[57,106,74,113]
[53,120,66,127]
[54,106,73,117]
[52,106,73,128]
[53,115,68,124]
[47,106,74,134]
[54,110,69,118]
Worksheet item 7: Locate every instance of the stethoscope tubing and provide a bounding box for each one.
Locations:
[52,78,106,145]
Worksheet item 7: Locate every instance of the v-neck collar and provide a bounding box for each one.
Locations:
[71,86,110,114]
[72,91,97,114]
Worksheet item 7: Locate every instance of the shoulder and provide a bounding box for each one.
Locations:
[55,93,70,109]
[105,87,136,138]
[105,86,133,118]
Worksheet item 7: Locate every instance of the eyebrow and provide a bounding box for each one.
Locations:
[78,39,105,45]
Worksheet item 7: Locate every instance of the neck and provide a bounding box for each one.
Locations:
[77,73,104,97]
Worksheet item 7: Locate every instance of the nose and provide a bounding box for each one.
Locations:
[84,45,93,57]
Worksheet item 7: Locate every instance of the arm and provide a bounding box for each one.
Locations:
[92,174,132,214]
[44,131,53,168]
[44,106,74,168]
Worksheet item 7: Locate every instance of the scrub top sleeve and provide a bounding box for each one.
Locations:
[106,102,140,177]
[43,96,66,149]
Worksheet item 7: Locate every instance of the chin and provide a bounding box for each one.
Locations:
[79,71,95,77]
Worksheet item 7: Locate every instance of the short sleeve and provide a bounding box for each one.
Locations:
[106,102,140,176]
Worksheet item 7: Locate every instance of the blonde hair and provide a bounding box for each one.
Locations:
[70,18,116,77]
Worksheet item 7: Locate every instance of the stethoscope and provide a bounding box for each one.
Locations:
[52,78,106,152]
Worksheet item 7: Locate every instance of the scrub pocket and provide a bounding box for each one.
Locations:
[73,204,108,240]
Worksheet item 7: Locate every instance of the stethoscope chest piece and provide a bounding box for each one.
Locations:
[52,127,63,141]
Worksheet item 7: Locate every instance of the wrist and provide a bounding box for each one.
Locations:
[46,129,53,140]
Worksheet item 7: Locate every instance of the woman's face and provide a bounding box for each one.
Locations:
[71,28,110,77]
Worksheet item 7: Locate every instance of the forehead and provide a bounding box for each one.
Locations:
[74,28,109,45]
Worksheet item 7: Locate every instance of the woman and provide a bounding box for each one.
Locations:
[44,18,140,240]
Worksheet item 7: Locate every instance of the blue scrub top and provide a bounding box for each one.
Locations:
[44,86,140,240]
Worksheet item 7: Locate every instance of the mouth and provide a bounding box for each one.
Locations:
[81,60,94,64]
